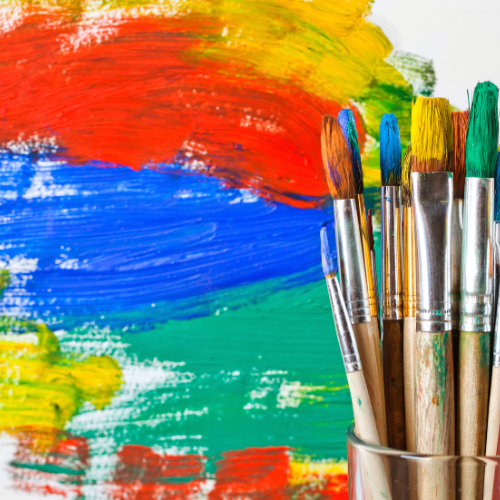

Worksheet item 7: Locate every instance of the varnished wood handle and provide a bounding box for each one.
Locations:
[383,318,406,450]
[483,366,500,500]
[352,321,387,446]
[458,331,490,500]
[404,316,417,452]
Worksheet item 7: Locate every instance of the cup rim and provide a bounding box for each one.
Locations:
[346,424,500,462]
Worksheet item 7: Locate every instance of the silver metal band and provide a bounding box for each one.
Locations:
[334,198,371,325]
[460,178,494,332]
[326,276,362,373]
[411,172,453,332]
[381,186,403,320]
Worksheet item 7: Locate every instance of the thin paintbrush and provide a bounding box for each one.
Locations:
[338,109,384,425]
[484,152,500,500]
[451,110,468,414]
[338,110,381,330]
[493,152,500,374]
[320,228,392,500]
[458,83,498,500]
[367,209,380,333]
[411,97,455,500]
[321,115,387,447]
[402,144,417,453]
[380,113,405,451]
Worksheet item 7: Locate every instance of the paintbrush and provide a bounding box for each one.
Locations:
[458,83,498,500]
[451,110,468,416]
[367,209,380,333]
[401,144,417,453]
[411,97,455,500]
[484,152,500,500]
[380,113,406,451]
[458,82,498,500]
[321,115,387,447]
[338,109,381,332]
[493,152,500,375]
[320,228,392,500]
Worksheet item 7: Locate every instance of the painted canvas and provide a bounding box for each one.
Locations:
[0,0,441,498]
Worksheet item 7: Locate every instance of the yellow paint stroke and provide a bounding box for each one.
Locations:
[0,317,122,444]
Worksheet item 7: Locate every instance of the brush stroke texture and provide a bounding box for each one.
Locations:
[0,151,331,326]
[0,2,417,205]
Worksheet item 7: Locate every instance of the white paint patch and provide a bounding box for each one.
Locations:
[0,256,38,274]
[23,171,77,200]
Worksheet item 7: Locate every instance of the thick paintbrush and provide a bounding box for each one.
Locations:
[321,116,387,447]
[458,82,498,500]
[320,228,392,500]
[402,144,417,453]
[484,152,500,500]
[411,97,455,500]
[380,113,405,452]
[451,110,468,415]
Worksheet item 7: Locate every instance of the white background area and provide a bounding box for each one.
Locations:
[369,0,500,110]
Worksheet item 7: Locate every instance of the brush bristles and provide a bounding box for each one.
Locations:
[338,109,363,195]
[321,115,355,200]
[466,81,499,178]
[367,209,375,252]
[411,97,453,173]
[452,110,468,199]
[402,144,413,208]
[380,113,402,186]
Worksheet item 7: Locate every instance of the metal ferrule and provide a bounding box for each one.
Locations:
[451,199,463,329]
[403,207,417,317]
[494,286,500,366]
[334,199,371,325]
[381,186,403,320]
[460,178,494,332]
[493,223,500,339]
[326,276,362,373]
[411,172,453,332]
[355,194,378,317]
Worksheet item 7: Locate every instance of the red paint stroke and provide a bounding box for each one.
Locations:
[0,12,366,208]
[209,446,290,500]
[110,444,207,500]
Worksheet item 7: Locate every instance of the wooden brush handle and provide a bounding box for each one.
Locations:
[416,330,455,500]
[483,367,500,500]
[458,331,490,500]
[404,316,417,452]
[383,318,406,450]
[347,370,392,500]
[352,321,387,446]
[416,330,454,455]
[458,331,490,456]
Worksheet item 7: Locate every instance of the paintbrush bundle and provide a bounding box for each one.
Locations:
[319,80,500,499]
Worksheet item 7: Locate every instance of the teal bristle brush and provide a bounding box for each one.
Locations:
[458,81,498,500]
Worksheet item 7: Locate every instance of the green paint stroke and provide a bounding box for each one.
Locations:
[64,279,354,461]
[466,81,499,178]
[431,331,451,411]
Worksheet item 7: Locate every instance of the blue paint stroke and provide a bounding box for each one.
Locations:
[0,151,334,328]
